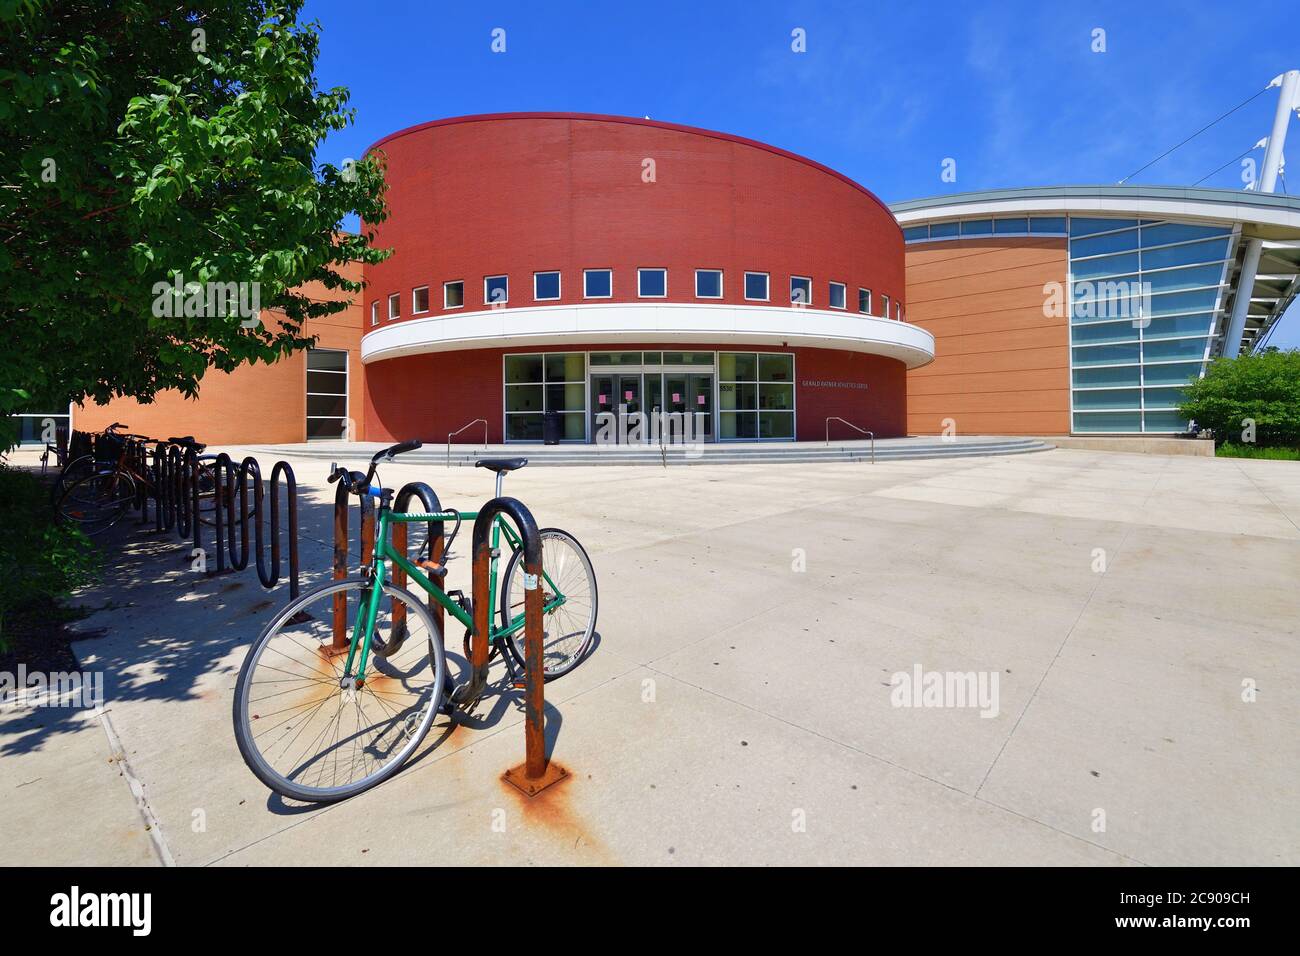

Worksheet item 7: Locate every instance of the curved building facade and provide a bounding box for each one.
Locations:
[360,113,933,443]
[892,186,1300,436]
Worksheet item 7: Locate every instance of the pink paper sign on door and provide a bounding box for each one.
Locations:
[598,394,607,404]
[672,393,681,403]
[624,390,633,401]
[697,395,706,405]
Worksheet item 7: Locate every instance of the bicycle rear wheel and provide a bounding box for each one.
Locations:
[499,528,598,681]
[57,471,136,535]
[232,578,446,804]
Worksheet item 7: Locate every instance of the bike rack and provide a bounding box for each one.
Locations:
[455,496,564,795]
[208,453,300,598]
[326,472,444,651]
[389,481,447,645]
[825,416,875,463]
[446,418,488,467]
[329,468,374,652]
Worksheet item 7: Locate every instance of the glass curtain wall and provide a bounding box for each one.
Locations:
[1068,218,1232,433]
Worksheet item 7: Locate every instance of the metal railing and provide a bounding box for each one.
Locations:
[825,417,875,463]
[447,418,488,466]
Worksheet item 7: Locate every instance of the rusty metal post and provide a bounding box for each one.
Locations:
[521,547,547,779]
[453,497,566,796]
[330,471,372,652]
[392,482,445,638]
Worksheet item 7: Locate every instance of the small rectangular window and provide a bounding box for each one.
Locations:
[484,275,508,305]
[638,268,667,297]
[370,301,379,327]
[902,226,928,242]
[412,286,429,314]
[828,281,846,310]
[695,269,723,298]
[790,276,811,306]
[534,271,561,301]
[387,293,400,320]
[584,269,612,298]
[895,301,902,321]
[858,288,871,315]
[880,293,890,318]
[444,280,464,309]
[744,272,769,301]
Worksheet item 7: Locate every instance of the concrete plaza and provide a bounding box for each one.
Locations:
[2,445,1297,866]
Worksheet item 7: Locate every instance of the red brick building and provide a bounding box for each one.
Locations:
[64,113,938,445]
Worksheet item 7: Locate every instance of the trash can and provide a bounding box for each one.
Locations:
[542,410,562,445]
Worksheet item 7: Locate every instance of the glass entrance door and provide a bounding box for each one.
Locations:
[661,373,713,442]
[590,373,642,443]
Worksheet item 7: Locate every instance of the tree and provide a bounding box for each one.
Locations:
[0,0,388,447]
[1179,349,1300,447]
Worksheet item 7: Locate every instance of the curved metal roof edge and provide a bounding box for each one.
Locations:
[362,112,898,226]
[889,184,1300,217]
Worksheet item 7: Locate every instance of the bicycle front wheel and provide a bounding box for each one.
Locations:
[232,578,446,804]
[499,528,598,681]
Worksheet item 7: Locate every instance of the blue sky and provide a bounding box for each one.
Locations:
[304,0,1300,346]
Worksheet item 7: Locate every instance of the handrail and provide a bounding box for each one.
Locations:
[825,417,875,463]
[447,418,488,466]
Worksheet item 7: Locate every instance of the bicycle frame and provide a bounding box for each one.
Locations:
[340,506,569,683]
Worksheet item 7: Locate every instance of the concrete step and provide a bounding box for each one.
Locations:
[441,439,1053,465]
[242,438,1055,466]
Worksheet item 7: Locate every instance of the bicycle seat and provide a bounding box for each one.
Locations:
[475,457,528,474]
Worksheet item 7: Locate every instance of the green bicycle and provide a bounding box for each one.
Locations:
[232,440,597,803]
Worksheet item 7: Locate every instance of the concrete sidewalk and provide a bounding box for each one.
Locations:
[2,447,1297,865]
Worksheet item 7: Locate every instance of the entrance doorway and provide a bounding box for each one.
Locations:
[590,371,713,443]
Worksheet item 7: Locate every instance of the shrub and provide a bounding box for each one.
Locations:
[1179,349,1300,448]
[0,465,101,651]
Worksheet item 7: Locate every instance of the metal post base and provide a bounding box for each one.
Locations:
[502,761,568,797]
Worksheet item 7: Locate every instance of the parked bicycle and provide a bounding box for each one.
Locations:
[232,440,598,803]
[54,425,245,535]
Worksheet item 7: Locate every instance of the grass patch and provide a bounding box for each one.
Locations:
[1217,443,1300,461]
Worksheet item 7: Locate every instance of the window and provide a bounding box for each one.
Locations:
[584,269,612,298]
[484,275,508,306]
[718,352,795,440]
[444,280,464,309]
[534,271,561,301]
[306,348,348,441]
[858,288,871,315]
[744,272,769,301]
[790,276,811,306]
[828,281,846,310]
[387,293,400,320]
[504,352,587,441]
[370,302,379,327]
[638,268,667,297]
[412,286,429,314]
[895,302,902,321]
[13,407,70,446]
[880,293,890,318]
[695,269,723,298]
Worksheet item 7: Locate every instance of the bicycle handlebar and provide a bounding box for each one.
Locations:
[329,439,422,498]
[371,439,423,463]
